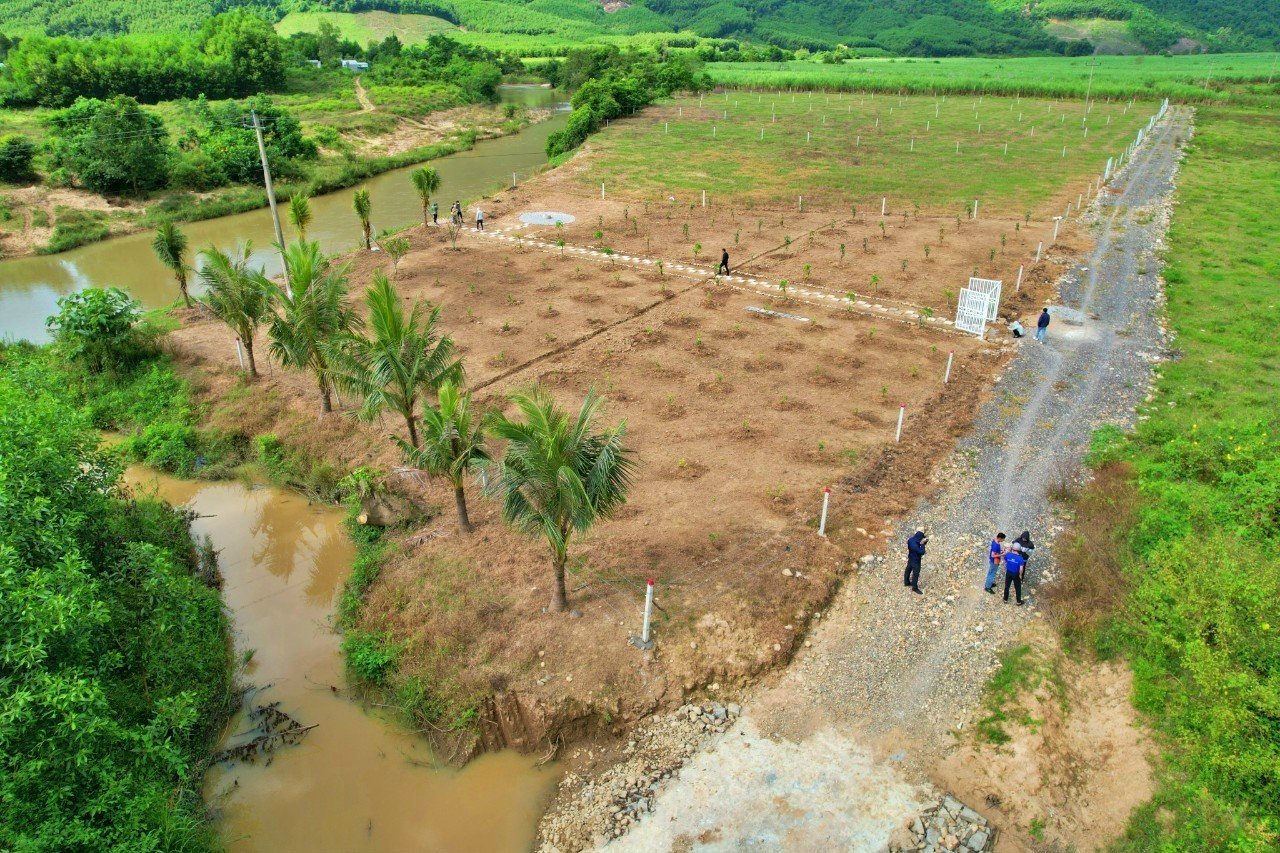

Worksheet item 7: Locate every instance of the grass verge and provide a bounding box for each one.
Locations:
[1051,103,1280,848]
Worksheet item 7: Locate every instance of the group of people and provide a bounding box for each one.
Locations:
[428,201,482,230]
[1009,308,1052,342]
[902,528,1036,605]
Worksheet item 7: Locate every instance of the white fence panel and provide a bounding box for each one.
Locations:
[955,287,991,337]
[967,276,1003,321]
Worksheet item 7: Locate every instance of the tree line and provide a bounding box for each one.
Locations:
[132,169,634,613]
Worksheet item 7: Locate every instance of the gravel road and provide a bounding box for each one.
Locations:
[583,106,1192,850]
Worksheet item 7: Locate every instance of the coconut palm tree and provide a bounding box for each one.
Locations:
[353,188,372,250]
[152,220,192,307]
[396,381,487,533]
[267,240,359,413]
[328,271,462,446]
[289,193,313,241]
[486,388,635,613]
[198,243,271,378]
[410,165,440,227]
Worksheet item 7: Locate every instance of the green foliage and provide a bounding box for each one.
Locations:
[341,629,400,685]
[397,381,488,531]
[198,242,273,377]
[2,11,285,107]
[39,206,112,254]
[151,220,192,305]
[0,134,36,183]
[45,96,171,195]
[45,286,148,373]
[0,352,232,851]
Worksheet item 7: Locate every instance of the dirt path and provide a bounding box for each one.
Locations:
[570,107,1191,850]
[354,75,375,112]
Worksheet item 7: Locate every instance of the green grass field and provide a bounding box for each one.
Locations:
[576,91,1154,215]
[275,10,458,46]
[708,54,1280,102]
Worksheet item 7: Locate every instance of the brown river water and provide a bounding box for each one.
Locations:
[127,468,560,851]
[0,86,568,343]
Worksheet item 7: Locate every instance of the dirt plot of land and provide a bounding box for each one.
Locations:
[167,142,1084,757]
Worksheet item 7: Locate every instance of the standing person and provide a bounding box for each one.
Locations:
[718,248,730,276]
[1003,545,1026,605]
[430,201,439,225]
[1035,308,1051,342]
[985,532,1006,593]
[1013,530,1035,576]
[451,201,462,226]
[475,206,484,231]
[903,530,928,595]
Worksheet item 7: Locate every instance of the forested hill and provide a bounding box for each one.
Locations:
[0,0,1276,53]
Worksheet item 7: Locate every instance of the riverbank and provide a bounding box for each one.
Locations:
[0,101,548,260]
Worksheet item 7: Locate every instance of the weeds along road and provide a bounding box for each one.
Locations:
[596,107,1192,850]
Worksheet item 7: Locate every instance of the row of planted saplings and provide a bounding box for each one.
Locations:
[180,227,632,615]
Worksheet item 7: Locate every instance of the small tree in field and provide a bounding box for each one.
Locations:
[353,188,373,250]
[289,193,313,241]
[328,271,461,447]
[199,243,271,378]
[384,236,410,277]
[410,165,440,227]
[486,388,635,613]
[397,381,487,533]
[151,221,191,307]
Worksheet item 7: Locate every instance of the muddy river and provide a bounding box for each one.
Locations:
[126,468,559,851]
[0,85,568,343]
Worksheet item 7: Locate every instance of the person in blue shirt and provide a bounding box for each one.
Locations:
[985,532,1006,593]
[1035,308,1051,342]
[1003,545,1026,605]
[903,530,928,594]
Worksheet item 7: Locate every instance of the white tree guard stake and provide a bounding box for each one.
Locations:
[1062,145,1067,158]
[818,487,831,537]
[712,126,716,138]
[761,127,765,139]
[601,183,606,200]
[807,131,811,142]
[235,337,245,370]
[881,197,887,216]
[1003,142,1008,155]
[631,579,656,650]
[968,276,1002,321]
[1015,264,1024,291]
[798,196,803,210]
[512,171,518,186]
[972,199,979,219]
[944,350,954,384]
[895,405,905,443]
[1053,216,1062,242]
[1036,241,1043,262]
[665,122,669,134]
[702,190,707,207]
[910,138,915,151]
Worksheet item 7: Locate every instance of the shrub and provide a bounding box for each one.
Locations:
[0,134,36,183]
[126,420,201,476]
[342,629,399,685]
[46,287,147,374]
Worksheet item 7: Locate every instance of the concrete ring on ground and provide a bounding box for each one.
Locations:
[519,211,575,226]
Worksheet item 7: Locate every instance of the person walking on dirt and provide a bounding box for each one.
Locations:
[1035,308,1051,342]
[451,201,462,226]
[903,530,928,594]
[718,248,730,276]
[985,532,1006,593]
[475,206,485,231]
[431,202,439,225]
[1003,545,1026,605]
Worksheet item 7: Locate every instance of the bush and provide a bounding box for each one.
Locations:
[342,629,399,685]
[46,287,150,374]
[0,134,36,184]
[126,420,201,476]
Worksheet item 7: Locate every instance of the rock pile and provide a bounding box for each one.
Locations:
[537,702,741,851]
[894,795,993,853]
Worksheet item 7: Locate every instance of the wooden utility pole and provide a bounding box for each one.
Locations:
[251,109,292,297]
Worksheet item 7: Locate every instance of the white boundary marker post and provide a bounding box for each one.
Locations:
[1052,216,1062,242]
[944,350,954,384]
[702,190,707,207]
[818,487,831,537]
[235,337,246,371]
[1016,265,1024,291]
[972,199,979,219]
[631,579,656,650]
[601,183,606,200]
[881,197,887,216]
[1036,241,1043,262]
[895,405,905,443]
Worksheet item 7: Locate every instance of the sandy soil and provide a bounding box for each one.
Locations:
[936,627,1155,853]
[0,185,136,256]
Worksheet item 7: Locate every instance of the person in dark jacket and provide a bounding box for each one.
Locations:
[718,248,730,276]
[1035,308,1051,342]
[1013,530,1035,564]
[903,530,928,594]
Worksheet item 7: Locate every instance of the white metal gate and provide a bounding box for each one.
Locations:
[967,277,1003,321]
[955,288,991,337]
